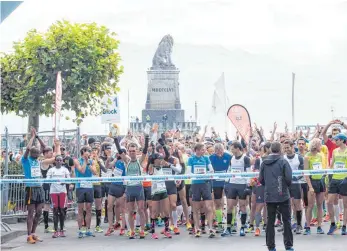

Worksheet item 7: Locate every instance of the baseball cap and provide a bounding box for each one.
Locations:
[333,133,347,141]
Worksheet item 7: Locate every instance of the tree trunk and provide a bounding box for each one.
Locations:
[27,112,40,133]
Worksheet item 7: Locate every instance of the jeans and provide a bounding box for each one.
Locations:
[266,199,293,250]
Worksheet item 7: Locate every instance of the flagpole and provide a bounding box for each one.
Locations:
[128,89,130,131]
[292,72,295,133]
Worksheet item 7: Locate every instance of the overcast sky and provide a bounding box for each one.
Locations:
[1,0,346,136]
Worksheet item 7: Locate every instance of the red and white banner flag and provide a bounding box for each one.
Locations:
[54,71,62,139]
[227,104,252,143]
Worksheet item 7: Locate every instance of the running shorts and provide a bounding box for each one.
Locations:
[108,184,125,198]
[225,183,248,200]
[25,187,45,205]
[76,188,94,203]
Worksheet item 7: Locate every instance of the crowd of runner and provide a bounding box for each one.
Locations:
[20,119,347,246]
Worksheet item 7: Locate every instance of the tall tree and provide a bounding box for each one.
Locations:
[1,20,123,132]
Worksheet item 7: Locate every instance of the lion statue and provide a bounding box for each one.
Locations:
[151,34,176,69]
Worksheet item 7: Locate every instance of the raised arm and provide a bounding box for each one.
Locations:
[270,122,277,142]
[23,128,36,159]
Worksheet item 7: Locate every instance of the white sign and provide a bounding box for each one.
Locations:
[101,96,120,124]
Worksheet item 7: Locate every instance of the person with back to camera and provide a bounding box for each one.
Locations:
[258,142,294,251]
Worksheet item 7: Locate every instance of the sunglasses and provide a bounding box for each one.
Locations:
[87,150,92,153]
[129,150,136,153]
[60,148,66,151]
[56,159,63,162]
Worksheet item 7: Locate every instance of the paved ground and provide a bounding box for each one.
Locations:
[2,220,346,251]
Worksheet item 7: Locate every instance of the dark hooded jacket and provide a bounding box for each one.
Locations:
[258,154,292,203]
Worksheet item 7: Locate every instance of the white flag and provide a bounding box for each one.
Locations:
[54,71,62,139]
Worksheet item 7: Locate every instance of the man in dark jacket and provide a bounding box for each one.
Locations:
[259,142,294,251]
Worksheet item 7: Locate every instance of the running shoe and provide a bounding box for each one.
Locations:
[323,214,330,222]
[209,229,216,238]
[173,227,180,235]
[269,249,276,251]
[129,231,136,239]
[286,248,295,251]
[52,231,59,238]
[342,226,346,235]
[32,235,43,242]
[317,227,324,234]
[189,228,195,235]
[85,230,95,237]
[240,227,246,237]
[114,222,121,230]
[231,225,237,233]
[216,224,224,233]
[246,225,254,233]
[145,224,151,231]
[81,227,87,234]
[195,229,201,238]
[275,220,282,227]
[105,227,114,236]
[310,218,318,226]
[201,226,207,234]
[186,222,193,231]
[119,229,125,236]
[291,223,297,230]
[59,231,66,237]
[139,230,146,239]
[277,225,284,232]
[303,228,311,235]
[44,226,55,233]
[78,231,84,238]
[295,225,303,235]
[327,225,337,235]
[151,233,159,239]
[221,228,231,237]
[95,226,103,233]
[163,230,172,238]
[27,235,36,244]
[255,227,261,236]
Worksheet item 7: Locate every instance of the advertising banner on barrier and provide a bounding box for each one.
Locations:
[1,169,347,184]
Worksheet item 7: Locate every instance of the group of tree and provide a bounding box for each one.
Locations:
[1,20,123,132]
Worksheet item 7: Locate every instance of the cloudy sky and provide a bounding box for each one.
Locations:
[1,0,347,136]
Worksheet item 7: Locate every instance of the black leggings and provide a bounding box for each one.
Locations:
[53,207,66,231]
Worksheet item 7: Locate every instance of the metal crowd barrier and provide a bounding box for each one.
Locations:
[1,175,27,219]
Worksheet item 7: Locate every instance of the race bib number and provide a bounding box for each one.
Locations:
[80,181,92,188]
[114,168,123,177]
[162,168,173,176]
[312,162,322,170]
[334,162,345,169]
[31,163,41,178]
[194,165,206,174]
[152,182,166,194]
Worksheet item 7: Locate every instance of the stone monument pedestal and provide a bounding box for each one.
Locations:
[142,69,184,124]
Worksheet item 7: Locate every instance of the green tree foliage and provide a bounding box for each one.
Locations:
[1,20,123,131]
